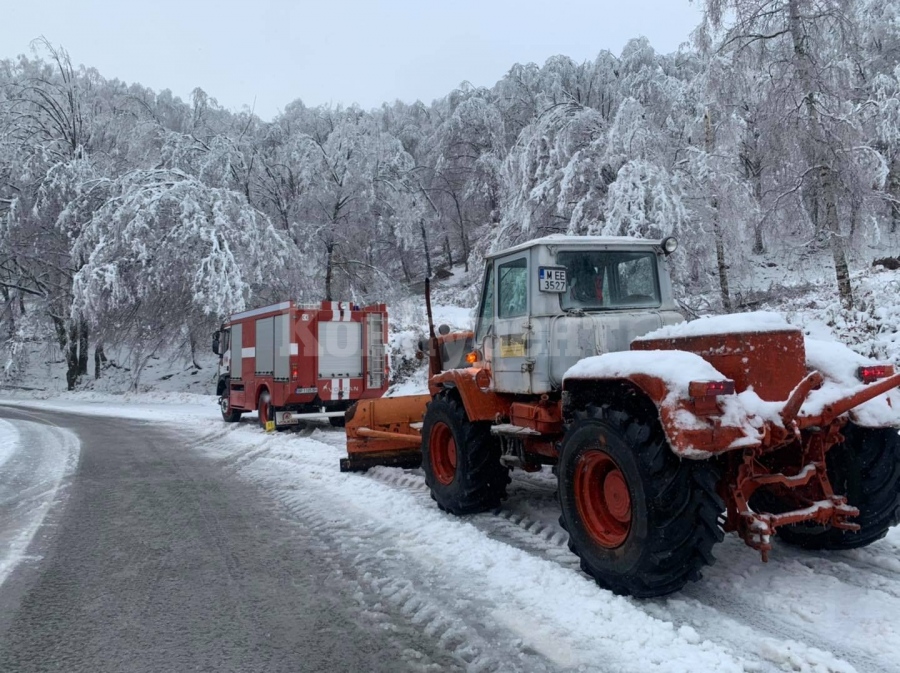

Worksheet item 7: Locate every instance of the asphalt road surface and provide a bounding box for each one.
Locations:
[0,405,462,673]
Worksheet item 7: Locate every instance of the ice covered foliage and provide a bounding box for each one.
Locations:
[603,160,684,239]
[33,158,109,241]
[72,169,288,337]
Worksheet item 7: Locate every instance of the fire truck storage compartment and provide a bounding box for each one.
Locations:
[255,317,274,376]
[318,321,363,379]
[273,313,290,381]
[232,323,243,380]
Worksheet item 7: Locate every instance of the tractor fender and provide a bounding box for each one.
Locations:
[430,368,512,423]
[563,372,755,458]
[562,374,668,421]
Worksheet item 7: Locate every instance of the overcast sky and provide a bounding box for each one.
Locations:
[3,0,703,120]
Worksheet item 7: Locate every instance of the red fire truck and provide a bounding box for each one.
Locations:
[213,301,389,428]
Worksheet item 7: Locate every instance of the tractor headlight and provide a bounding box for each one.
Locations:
[662,237,678,255]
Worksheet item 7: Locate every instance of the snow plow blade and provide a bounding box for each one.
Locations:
[340,395,430,472]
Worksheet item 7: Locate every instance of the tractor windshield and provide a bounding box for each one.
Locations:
[557,250,660,311]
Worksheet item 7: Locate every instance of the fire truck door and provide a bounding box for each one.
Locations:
[273,314,290,381]
[230,323,245,407]
[255,317,274,376]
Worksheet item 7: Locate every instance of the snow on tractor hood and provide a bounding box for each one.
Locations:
[634,311,899,427]
[635,311,793,341]
[563,324,900,457]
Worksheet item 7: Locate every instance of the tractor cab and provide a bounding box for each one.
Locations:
[472,235,683,394]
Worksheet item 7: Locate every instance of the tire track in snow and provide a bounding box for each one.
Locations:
[201,432,753,673]
[364,466,884,673]
[272,493,549,673]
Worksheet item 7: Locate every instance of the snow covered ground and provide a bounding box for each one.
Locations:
[3,393,900,673]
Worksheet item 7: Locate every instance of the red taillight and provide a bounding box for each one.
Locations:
[291,367,299,379]
[858,365,895,384]
[688,380,736,398]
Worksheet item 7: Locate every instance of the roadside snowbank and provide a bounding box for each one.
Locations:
[0,416,80,588]
[0,418,18,469]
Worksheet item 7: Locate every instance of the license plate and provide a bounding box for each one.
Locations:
[275,411,300,425]
[539,266,567,292]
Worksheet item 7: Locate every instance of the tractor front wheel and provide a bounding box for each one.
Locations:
[558,405,724,598]
[421,392,509,515]
[775,423,900,550]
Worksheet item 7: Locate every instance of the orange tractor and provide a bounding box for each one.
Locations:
[341,235,900,597]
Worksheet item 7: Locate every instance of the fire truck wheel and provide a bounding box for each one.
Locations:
[219,383,242,423]
[421,391,509,515]
[774,423,900,550]
[258,392,273,429]
[558,405,724,598]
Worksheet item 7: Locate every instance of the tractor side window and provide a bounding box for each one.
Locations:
[498,257,528,318]
[222,329,231,353]
[475,265,494,342]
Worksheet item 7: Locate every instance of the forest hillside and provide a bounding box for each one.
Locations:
[2,0,900,391]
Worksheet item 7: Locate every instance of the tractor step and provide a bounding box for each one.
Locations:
[491,424,542,437]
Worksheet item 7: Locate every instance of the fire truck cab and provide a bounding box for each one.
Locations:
[213,300,389,428]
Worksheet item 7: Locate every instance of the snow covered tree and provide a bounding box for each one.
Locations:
[71,169,288,384]
[698,0,882,307]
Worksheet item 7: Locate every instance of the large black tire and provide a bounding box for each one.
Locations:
[421,391,510,515]
[329,416,346,428]
[773,423,900,550]
[219,378,242,423]
[558,405,724,598]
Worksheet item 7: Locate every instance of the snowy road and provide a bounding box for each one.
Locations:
[1,397,899,672]
[0,405,463,673]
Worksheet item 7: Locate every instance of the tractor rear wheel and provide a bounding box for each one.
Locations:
[774,423,900,550]
[421,392,509,515]
[558,405,724,598]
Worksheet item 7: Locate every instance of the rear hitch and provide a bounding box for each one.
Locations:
[739,495,860,561]
[724,423,861,561]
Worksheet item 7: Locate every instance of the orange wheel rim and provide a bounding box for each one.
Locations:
[575,450,631,548]
[430,421,457,485]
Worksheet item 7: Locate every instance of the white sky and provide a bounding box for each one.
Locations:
[2,0,703,120]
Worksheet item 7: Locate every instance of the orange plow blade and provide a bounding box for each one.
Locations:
[339,394,431,472]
